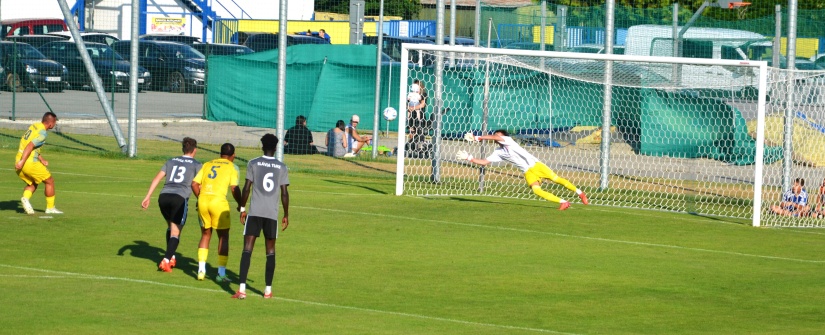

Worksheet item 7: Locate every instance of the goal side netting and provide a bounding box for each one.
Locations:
[394,44,790,227]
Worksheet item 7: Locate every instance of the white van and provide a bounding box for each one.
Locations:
[625,24,770,90]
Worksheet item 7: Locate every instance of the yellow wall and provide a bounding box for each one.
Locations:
[779,37,819,58]
[532,26,555,44]
[237,20,381,45]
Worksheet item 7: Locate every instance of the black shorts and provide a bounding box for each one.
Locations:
[158,193,189,227]
[243,216,279,239]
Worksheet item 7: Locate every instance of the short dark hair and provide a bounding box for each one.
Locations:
[42,112,57,122]
[795,178,805,187]
[182,137,197,154]
[320,29,326,33]
[296,115,307,125]
[261,133,278,151]
[336,120,345,129]
[220,143,235,156]
[493,129,510,136]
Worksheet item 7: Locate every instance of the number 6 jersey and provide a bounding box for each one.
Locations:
[246,155,289,220]
[160,156,202,199]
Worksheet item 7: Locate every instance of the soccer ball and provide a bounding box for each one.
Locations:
[383,107,398,121]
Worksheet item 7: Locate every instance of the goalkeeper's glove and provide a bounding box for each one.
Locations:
[456,150,473,161]
[463,132,480,142]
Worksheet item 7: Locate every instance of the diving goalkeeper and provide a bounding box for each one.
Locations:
[457,130,589,210]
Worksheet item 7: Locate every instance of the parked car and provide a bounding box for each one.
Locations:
[1,18,67,38]
[503,42,554,51]
[4,35,66,49]
[192,43,254,56]
[140,34,201,45]
[47,31,120,47]
[112,40,205,92]
[242,32,328,52]
[0,41,67,92]
[570,43,625,55]
[362,35,434,64]
[810,53,825,69]
[39,41,151,91]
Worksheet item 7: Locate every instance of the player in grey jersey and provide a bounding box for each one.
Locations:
[141,137,202,273]
[232,134,290,299]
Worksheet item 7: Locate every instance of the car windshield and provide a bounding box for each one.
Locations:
[2,43,46,59]
[86,44,123,60]
[160,43,204,59]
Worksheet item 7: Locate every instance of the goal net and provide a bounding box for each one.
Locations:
[395,43,779,227]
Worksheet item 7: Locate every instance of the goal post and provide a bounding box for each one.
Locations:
[397,43,771,227]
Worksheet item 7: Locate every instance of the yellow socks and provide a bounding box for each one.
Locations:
[23,190,33,199]
[45,196,55,209]
[549,175,578,193]
[532,185,563,203]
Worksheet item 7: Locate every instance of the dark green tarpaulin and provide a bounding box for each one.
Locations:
[206,44,402,132]
[206,46,778,165]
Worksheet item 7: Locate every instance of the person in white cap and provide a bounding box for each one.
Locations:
[344,114,372,157]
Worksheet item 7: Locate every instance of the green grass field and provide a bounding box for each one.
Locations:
[2,127,825,334]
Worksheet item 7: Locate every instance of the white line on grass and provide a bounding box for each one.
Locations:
[0,264,578,335]
[295,205,825,264]
[0,168,143,180]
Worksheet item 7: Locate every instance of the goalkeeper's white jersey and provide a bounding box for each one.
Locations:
[485,136,539,173]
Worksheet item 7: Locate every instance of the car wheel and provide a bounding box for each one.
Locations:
[6,73,23,92]
[168,71,186,93]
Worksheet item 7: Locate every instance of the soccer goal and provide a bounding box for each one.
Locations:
[395,43,781,227]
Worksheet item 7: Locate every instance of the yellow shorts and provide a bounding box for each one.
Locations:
[524,162,559,186]
[17,161,51,186]
[198,197,231,230]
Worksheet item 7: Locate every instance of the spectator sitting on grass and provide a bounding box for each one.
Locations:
[770,178,810,217]
[284,115,318,155]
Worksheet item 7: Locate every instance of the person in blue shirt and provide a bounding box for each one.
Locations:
[770,178,810,217]
[319,29,331,43]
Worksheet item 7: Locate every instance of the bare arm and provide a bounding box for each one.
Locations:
[230,185,242,208]
[15,142,35,170]
[467,157,491,166]
[476,134,505,142]
[280,184,289,231]
[348,128,371,142]
[239,179,253,222]
[191,181,201,198]
[141,171,167,209]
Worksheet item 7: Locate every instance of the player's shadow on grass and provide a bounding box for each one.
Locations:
[0,200,27,213]
[116,240,249,293]
[447,196,548,209]
[324,179,388,194]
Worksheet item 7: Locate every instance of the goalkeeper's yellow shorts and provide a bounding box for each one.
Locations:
[17,161,51,186]
[524,162,559,186]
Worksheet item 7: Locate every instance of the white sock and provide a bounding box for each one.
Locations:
[265,286,272,295]
[198,262,205,273]
[239,283,246,293]
[560,200,569,203]
[162,258,169,263]
[575,189,583,195]
[218,266,226,277]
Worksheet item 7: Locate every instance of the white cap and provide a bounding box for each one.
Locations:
[351,114,360,122]
[410,84,420,93]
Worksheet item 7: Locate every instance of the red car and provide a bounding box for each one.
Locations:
[1,18,67,38]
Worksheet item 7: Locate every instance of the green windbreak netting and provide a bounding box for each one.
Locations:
[206,44,402,130]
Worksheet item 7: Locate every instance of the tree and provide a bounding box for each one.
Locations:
[316,0,422,19]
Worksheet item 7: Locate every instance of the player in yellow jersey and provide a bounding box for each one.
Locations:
[15,112,61,215]
[192,143,242,282]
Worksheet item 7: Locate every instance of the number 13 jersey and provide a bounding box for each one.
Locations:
[160,156,202,198]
